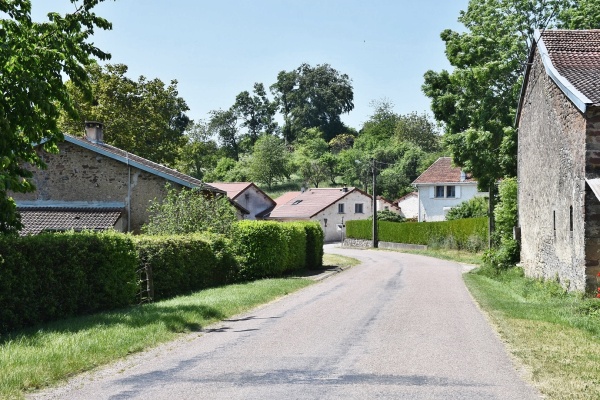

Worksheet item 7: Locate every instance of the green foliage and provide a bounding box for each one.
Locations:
[0,1,112,233]
[395,111,440,152]
[0,231,137,334]
[371,210,405,223]
[249,135,290,189]
[280,223,307,272]
[133,234,237,301]
[233,82,278,143]
[271,63,354,142]
[208,108,242,161]
[347,217,488,252]
[175,120,222,180]
[484,177,519,269]
[59,63,190,166]
[143,184,237,236]
[423,0,600,190]
[292,221,324,269]
[446,196,488,221]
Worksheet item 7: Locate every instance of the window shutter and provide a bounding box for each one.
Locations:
[429,186,434,199]
[455,186,461,198]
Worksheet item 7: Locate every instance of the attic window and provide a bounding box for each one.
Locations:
[292,200,303,205]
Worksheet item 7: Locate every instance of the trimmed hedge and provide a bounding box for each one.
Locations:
[133,233,237,301]
[346,217,488,252]
[0,231,137,335]
[293,221,324,269]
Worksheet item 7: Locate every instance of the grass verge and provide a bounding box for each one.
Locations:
[322,253,362,269]
[0,278,313,399]
[464,267,600,399]
[377,247,484,265]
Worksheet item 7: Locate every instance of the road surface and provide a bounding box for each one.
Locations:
[30,245,540,399]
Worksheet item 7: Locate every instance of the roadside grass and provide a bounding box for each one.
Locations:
[0,278,313,399]
[377,247,484,265]
[322,253,361,269]
[464,267,600,399]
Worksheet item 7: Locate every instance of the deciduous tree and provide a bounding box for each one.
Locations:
[0,0,112,233]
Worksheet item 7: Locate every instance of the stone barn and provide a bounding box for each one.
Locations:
[12,122,225,234]
[517,29,600,291]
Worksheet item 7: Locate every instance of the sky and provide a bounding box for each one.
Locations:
[32,0,470,131]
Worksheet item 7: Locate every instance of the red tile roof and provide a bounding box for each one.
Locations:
[395,192,418,203]
[209,182,253,200]
[540,30,600,104]
[412,157,475,184]
[274,191,302,205]
[18,207,122,235]
[269,187,365,219]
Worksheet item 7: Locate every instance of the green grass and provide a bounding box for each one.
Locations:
[0,278,313,399]
[323,253,361,269]
[378,247,484,265]
[464,267,600,399]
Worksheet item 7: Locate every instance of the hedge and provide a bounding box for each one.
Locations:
[133,233,237,301]
[0,231,137,335]
[293,221,324,269]
[346,217,488,252]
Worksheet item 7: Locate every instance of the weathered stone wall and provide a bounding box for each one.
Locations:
[13,142,177,233]
[585,106,600,290]
[518,51,587,291]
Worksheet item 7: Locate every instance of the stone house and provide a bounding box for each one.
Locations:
[208,182,276,220]
[517,29,600,291]
[267,187,372,242]
[412,157,486,222]
[13,122,224,234]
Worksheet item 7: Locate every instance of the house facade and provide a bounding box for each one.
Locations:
[12,122,224,234]
[412,157,484,222]
[517,29,600,292]
[268,187,372,242]
[395,192,419,220]
[376,196,402,215]
[209,182,276,220]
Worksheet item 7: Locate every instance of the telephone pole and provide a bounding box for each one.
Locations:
[372,158,378,248]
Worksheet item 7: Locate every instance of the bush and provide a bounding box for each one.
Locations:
[346,217,488,252]
[446,196,488,221]
[133,233,237,301]
[281,223,307,272]
[294,221,324,269]
[0,231,137,335]
[484,178,519,270]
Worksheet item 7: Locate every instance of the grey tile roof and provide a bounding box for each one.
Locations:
[18,206,123,235]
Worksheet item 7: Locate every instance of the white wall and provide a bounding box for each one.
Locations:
[397,195,419,219]
[235,186,274,220]
[312,191,372,242]
[417,184,484,222]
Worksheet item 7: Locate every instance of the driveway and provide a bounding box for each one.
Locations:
[30,245,540,399]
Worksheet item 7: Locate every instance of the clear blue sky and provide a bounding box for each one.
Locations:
[32,0,470,130]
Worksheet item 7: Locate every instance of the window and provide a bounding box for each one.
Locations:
[338,203,345,214]
[292,200,302,205]
[355,203,364,213]
[435,186,445,198]
[446,186,456,198]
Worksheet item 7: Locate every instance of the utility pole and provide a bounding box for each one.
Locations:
[372,158,378,248]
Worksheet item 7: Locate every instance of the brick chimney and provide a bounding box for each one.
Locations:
[85,121,104,144]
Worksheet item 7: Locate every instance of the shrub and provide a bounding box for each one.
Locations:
[294,221,324,269]
[484,178,519,270]
[446,196,488,221]
[0,231,137,335]
[133,233,236,301]
[281,223,306,272]
[346,217,488,252]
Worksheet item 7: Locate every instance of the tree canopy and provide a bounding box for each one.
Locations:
[0,0,112,234]
[422,0,600,190]
[59,63,190,166]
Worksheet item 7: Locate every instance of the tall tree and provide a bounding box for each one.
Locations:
[175,120,221,180]
[271,63,354,142]
[233,82,278,145]
[422,0,600,190]
[0,0,112,233]
[59,63,190,166]
[395,112,440,152]
[249,135,290,189]
[208,109,242,161]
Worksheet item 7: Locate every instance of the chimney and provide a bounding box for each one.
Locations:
[85,121,104,144]
[342,187,348,192]
[460,171,466,182]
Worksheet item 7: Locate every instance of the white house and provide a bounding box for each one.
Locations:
[208,182,276,220]
[268,187,372,242]
[395,192,419,220]
[412,157,486,222]
[376,196,402,215]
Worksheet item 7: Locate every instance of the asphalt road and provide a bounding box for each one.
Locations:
[30,245,540,400]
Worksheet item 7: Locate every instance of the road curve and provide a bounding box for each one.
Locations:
[30,245,540,400]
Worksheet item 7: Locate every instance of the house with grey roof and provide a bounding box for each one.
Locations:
[517,29,600,292]
[412,157,485,222]
[12,122,225,234]
[267,187,372,242]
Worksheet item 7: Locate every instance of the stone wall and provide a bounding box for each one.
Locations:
[518,51,587,291]
[585,106,600,290]
[13,142,177,233]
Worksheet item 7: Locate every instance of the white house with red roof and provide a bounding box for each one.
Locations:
[394,192,419,220]
[268,187,372,242]
[517,29,600,291]
[412,157,485,222]
[208,182,276,220]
